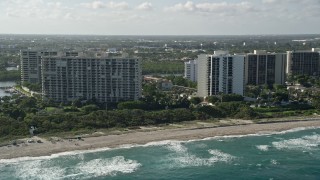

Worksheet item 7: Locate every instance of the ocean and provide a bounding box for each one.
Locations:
[0,127,320,180]
[0,81,16,97]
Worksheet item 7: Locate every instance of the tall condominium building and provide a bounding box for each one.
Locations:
[245,50,286,85]
[40,52,141,103]
[184,59,197,82]
[286,49,320,76]
[20,50,58,84]
[197,51,245,97]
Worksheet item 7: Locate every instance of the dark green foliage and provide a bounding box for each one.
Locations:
[234,106,258,119]
[22,82,41,92]
[197,106,224,118]
[0,87,318,140]
[245,85,261,98]
[273,84,286,91]
[0,116,28,136]
[18,97,37,110]
[142,61,184,75]
[273,92,289,102]
[64,107,80,112]
[0,70,20,81]
[190,97,201,105]
[81,104,99,113]
[23,108,195,133]
[312,92,320,110]
[117,101,148,110]
[217,102,246,116]
[165,75,197,88]
[206,96,220,103]
[221,94,244,102]
[142,83,158,96]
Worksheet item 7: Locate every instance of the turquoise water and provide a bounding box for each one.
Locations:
[1,127,320,180]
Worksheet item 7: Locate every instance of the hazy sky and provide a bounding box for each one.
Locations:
[1,0,320,35]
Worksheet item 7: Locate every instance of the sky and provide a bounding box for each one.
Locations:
[0,0,320,35]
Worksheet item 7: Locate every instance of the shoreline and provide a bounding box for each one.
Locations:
[1,119,320,160]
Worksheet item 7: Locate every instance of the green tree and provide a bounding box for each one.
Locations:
[197,106,224,118]
[117,101,148,110]
[221,94,244,102]
[312,92,320,110]
[81,104,99,113]
[234,106,258,119]
[273,92,289,102]
[207,96,220,103]
[190,97,201,105]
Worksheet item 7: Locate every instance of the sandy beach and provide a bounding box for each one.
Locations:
[1,119,320,160]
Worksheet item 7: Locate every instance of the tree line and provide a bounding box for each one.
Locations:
[0,93,258,141]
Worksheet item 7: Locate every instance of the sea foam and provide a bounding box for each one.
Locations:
[272,134,320,151]
[14,160,65,180]
[76,156,141,177]
[256,145,270,151]
[171,149,235,167]
[208,149,235,163]
[164,141,235,167]
[0,147,112,164]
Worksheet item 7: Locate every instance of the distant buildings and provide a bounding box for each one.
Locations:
[286,49,320,76]
[21,50,141,103]
[193,48,320,98]
[184,60,197,82]
[245,50,286,85]
[197,51,245,97]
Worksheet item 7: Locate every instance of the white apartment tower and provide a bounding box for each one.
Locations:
[40,52,142,103]
[197,51,245,97]
[184,60,197,82]
[20,50,58,84]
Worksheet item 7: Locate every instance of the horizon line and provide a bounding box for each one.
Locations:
[0,33,320,36]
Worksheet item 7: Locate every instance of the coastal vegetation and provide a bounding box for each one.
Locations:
[142,61,184,75]
[0,86,319,142]
[0,70,20,81]
[165,75,197,88]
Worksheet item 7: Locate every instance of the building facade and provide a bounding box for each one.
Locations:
[20,50,58,84]
[286,49,320,76]
[184,60,197,82]
[245,50,286,85]
[197,51,245,97]
[40,52,141,103]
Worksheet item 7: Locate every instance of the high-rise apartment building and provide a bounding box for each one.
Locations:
[40,52,141,103]
[184,60,197,82]
[197,51,245,97]
[20,50,58,84]
[245,50,286,85]
[286,49,320,76]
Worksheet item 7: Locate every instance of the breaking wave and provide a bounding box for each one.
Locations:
[256,145,270,151]
[272,134,320,151]
[14,160,65,180]
[164,142,235,167]
[76,156,141,178]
